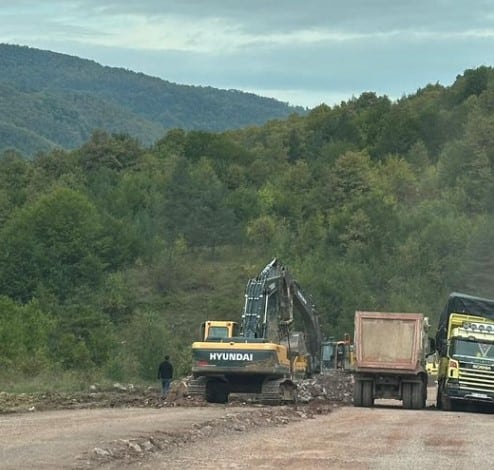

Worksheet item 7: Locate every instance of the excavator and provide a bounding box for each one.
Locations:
[189,258,322,404]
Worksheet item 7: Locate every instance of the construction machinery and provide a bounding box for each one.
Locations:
[190,258,322,404]
[321,334,354,372]
[426,352,439,385]
[435,292,494,411]
[352,311,431,409]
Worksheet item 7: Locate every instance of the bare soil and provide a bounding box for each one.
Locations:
[1,376,493,469]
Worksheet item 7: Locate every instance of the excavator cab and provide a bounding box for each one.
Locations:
[200,321,239,342]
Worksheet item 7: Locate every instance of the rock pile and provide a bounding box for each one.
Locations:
[179,370,355,406]
[297,370,354,404]
[0,371,355,415]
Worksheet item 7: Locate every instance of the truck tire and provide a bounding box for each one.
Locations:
[411,381,425,409]
[402,382,413,409]
[362,380,374,407]
[353,380,363,407]
[441,393,452,411]
[437,381,456,411]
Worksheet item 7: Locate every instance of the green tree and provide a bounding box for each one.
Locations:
[0,297,54,373]
[76,130,142,173]
[0,187,106,302]
[163,157,239,252]
[0,150,33,216]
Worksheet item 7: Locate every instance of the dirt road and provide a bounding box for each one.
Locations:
[139,401,494,469]
[2,386,494,469]
[0,406,252,469]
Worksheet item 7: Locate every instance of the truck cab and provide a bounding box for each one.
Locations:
[437,313,494,410]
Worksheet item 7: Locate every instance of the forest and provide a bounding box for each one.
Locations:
[0,44,304,157]
[1,65,494,390]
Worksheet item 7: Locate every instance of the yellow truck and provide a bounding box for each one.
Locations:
[435,292,494,411]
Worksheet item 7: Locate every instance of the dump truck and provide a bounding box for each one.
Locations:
[190,259,322,404]
[353,311,430,409]
[435,292,494,411]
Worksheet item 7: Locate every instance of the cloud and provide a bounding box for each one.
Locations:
[66,0,494,34]
[5,1,494,51]
[1,0,494,107]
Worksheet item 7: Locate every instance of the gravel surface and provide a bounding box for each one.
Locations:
[126,387,494,470]
[3,376,493,469]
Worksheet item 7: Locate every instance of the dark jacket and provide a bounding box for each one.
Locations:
[158,360,173,379]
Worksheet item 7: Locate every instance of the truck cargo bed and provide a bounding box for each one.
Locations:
[354,311,424,373]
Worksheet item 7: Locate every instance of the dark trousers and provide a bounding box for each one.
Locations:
[161,378,172,396]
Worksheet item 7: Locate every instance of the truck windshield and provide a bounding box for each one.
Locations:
[451,339,494,360]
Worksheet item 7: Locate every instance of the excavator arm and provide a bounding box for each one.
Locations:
[291,279,322,374]
[241,258,322,375]
[191,258,323,404]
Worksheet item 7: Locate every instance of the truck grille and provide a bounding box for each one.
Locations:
[459,365,494,394]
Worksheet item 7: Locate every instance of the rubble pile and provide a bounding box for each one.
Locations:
[1,371,355,415]
[179,370,355,405]
[297,370,354,404]
[0,384,176,414]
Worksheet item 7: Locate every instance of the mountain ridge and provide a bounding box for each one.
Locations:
[0,43,306,156]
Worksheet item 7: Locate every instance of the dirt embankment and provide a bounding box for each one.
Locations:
[0,370,354,415]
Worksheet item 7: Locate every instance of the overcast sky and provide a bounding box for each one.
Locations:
[1,0,494,108]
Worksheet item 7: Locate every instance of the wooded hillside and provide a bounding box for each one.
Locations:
[1,64,494,389]
[0,44,305,157]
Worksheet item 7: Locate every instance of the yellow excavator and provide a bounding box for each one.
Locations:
[189,259,322,404]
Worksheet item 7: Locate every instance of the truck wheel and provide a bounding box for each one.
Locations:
[411,381,425,409]
[353,380,363,407]
[362,381,374,407]
[437,381,455,411]
[441,393,452,411]
[423,378,428,406]
[402,382,413,409]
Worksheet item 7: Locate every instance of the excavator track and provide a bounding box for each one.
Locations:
[187,377,207,400]
[260,378,297,405]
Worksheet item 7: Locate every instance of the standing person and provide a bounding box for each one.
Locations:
[336,343,345,370]
[157,355,173,398]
